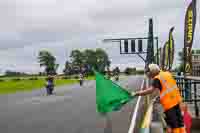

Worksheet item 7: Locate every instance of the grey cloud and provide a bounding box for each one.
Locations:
[0,0,199,73]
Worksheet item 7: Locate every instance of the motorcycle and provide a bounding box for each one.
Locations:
[79,79,83,86]
[79,74,84,86]
[46,84,54,95]
[115,76,119,81]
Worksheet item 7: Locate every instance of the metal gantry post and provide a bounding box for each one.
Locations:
[146,18,155,67]
[156,37,159,65]
[194,82,199,117]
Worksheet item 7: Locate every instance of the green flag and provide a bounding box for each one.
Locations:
[95,71,134,114]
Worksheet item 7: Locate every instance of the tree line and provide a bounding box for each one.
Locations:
[38,48,110,75]
[63,48,111,75]
[3,48,144,77]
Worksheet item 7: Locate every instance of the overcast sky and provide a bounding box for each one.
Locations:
[0,0,199,74]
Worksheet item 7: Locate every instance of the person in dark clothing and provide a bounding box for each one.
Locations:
[46,75,54,95]
[79,73,84,86]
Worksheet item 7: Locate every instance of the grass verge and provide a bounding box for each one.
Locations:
[0,77,94,95]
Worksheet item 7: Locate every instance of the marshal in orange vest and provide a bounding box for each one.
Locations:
[154,71,182,111]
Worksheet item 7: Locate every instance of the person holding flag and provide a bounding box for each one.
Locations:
[133,64,186,133]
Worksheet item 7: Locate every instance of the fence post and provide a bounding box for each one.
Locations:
[181,78,185,99]
[194,83,199,117]
[189,80,192,102]
[184,79,190,101]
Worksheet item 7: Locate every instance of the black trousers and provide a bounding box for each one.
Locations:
[164,104,184,128]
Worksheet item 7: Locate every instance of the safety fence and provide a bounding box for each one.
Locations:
[128,79,146,133]
[140,97,157,133]
[175,76,200,117]
[128,76,200,133]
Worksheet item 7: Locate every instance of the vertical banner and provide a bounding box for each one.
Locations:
[163,41,169,70]
[159,47,163,68]
[184,0,197,74]
[168,27,175,70]
[161,27,175,71]
[160,47,165,70]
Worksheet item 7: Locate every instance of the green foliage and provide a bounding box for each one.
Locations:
[178,51,184,63]
[136,70,144,75]
[196,49,200,54]
[95,48,110,72]
[4,70,29,77]
[11,78,21,81]
[192,50,195,54]
[28,77,38,80]
[38,50,59,75]
[83,49,97,71]
[70,50,84,67]
[124,67,136,75]
[63,61,73,75]
[74,75,79,79]
[62,76,71,79]
[175,64,184,73]
[64,48,110,75]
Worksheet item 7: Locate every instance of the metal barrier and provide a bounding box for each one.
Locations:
[175,76,200,117]
[128,75,200,133]
[140,97,157,132]
[141,76,200,133]
[128,79,145,133]
[128,76,150,133]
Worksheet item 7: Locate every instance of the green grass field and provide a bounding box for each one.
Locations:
[0,76,95,95]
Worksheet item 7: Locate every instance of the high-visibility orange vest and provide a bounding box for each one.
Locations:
[154,71,182,111]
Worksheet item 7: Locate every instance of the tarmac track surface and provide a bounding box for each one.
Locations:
[0,76,143,133]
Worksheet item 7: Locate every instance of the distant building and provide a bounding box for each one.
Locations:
[192,49,200,76]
